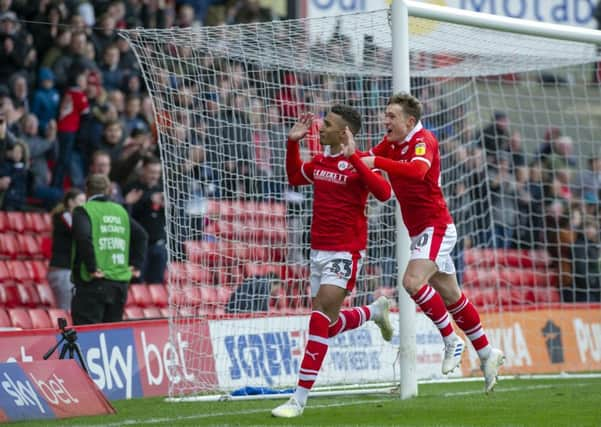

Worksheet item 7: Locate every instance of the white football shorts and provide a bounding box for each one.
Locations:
[409,224,457,275]
[309,249,365,297]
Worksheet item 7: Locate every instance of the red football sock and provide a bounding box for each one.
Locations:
[328,306,371,338]
[298,311,330,390]
[412,285,454,338]
[447,293,489,351]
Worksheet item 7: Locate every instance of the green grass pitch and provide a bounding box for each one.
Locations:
[10,377,601,426]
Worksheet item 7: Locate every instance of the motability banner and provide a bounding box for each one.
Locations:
[0,360,114,422]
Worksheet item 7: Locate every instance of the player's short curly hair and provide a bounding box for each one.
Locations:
[388,92,423,122]
[331,104,362,135]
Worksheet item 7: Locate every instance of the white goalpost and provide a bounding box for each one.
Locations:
[120,1,601,401]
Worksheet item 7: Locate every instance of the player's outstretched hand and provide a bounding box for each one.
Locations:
[288,112,314,142]
[361,156,376,169]
[341,126,356,157]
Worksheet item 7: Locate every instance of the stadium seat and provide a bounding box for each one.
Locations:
[40,236,52,259]
[16,283,41,308]
[47,309,71,327]
[126,287,136,307]
[0,212,7,233]
[5,212,25,233]
[40,213,52,234]
[0,284,20,307]
[130,284,152,307]
[16,234,42,259]
[184,240,228,266]
[8,308,33,329]
[30,260,49,283]
[0,233,18,259]
[168,262,213,286]
[6,260,35,284]
[243,263,281,279]
[159,307,170,318]
[36,283,57,308]
[142,307,162,318]
[0,308,11,328]
[124,306,144,320]
[533,287,561,304]
[0,260,11,283]
[148,284,168,308]
[215,266,244,287]
[24,212,49,234]
[29,308,53,329]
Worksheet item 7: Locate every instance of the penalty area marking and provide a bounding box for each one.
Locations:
[69,381,596,427]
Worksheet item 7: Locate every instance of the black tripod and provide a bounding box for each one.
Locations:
[43,318,88,374]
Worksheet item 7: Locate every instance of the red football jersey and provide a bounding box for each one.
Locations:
[299,151,373,252]
[370,122,453,236]
[57,88,89,133]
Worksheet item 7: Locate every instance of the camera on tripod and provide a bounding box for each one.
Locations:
[43,317,88,374]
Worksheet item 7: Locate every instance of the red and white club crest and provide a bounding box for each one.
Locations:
[338,160,349,171]
[401,145,410,155]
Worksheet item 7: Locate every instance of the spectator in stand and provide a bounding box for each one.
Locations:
[0,11,30,82]
[52,31,97,90]
[97,119,124,166]
[123,94,149,137]
[123,156,167,284]
[71,174,148,325]
[31,67,60,133]
[572,156,601,201]
[99,44,123,91]
[112,127,155,186]
[88,150,124,204]
[570,217,601,303]
[479,111,511,164]
[543,135,577,172]
[226,272,282,314]
[91,13,118,57]
[0,140,29,211]
[41,28,71,69]
[48,188,86,310]
[9,72,28,115]
[29,2,68,62]
[52,65,89,189]
[21,114,62,208]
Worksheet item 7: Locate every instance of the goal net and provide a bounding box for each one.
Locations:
[120,9,601,396]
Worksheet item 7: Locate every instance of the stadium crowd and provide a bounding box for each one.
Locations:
[0,0,599,321]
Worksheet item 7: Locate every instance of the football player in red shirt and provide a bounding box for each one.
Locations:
[272,105,393,418]
[363,93,504,393]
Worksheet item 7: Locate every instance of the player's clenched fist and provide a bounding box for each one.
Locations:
[288,112,314,141]
[341,126,356,158]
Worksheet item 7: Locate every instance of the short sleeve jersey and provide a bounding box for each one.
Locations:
[300,151,373,252]
[370,122,453,236]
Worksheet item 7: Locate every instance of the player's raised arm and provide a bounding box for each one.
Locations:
[286,113,315,186]
[342,127,391,201]
[365,155,430,180]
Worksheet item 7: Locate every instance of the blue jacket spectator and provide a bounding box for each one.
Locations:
[0,141,30,211]
[31,67,60,133]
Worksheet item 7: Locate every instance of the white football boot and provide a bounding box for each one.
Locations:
[482,348,505,393]
[371,296,393,342]
[271,396,305,418]
[441,336,466,375]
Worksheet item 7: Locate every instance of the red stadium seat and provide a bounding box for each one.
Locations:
[36,283,57,308]
[40,236,53,259]
[0,260,11,283]
[0,284,20,307]
[148,284,168,308]
[130,284,152,307]
[0,233,18,259]
[24,213,50,234]
[40,213,52,234]
[0,212,7,233]
[5,212,25,233]
[16,283,41,308]
[6,260,35,284]
[124,306,144,320]
[0,308,11,327]
[215,266,244,287]
[243,263,281,279]
[47,309,72,327]
[29,308,53,329]
[126,287,136,307]
[8,308,33,329]
[30,260,49,283]
[16,234,42,259]
[142,307,162,318]
[159,307,170,318]
[168,263,213,286]
[533,287,561,304]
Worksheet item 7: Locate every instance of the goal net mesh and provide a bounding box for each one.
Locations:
[120,10,601,395]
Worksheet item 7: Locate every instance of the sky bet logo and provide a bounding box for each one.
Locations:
[76,329,143,400]
[0,365,54,421]
[225,331,302,386]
